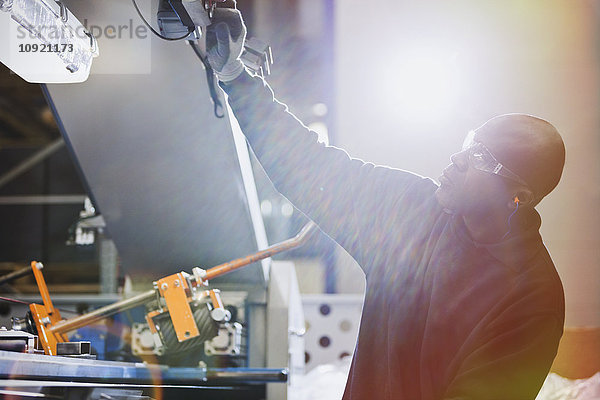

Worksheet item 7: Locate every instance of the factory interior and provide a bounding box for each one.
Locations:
[0,0,599,399]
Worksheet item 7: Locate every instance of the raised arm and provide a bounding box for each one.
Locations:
[205,9,431,267]
[224,71,426,262]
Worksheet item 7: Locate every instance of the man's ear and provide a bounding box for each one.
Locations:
[510,189,535,209]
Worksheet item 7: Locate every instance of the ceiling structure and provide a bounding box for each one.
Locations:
[0,63,59,148]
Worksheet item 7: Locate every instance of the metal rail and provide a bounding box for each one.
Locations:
[0,348,287,384]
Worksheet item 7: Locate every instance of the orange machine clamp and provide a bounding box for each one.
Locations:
[29,261,67,355]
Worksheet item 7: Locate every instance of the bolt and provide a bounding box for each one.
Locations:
[35,262,44,270]
[161,283,168,291]
[174,280,180,287]
[41,317,51,324]
[185,331,190,337]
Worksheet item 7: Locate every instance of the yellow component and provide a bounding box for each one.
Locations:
[29,303,66,355]
[29,261,67,355]
[208,289,224,310]
[156,273,199,342]
[145,309,162,334]
[30,261,55,315]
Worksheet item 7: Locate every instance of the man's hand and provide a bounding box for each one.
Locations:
[206,8,247,82]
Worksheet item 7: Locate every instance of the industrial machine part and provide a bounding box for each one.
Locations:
[0,349,288,399]
[155,0,273,77]
[0,349,289,383]
[7,222,315,360]
[145,292,219,356]
[157,0,219,39]
[205,321,243,356]
[27,261,69,355]
[0,327,39,353]
[66,197,106,246]
[131,322,158,356]
[56,340,93,357]
[33,2,297,394]
[135,0,272,117]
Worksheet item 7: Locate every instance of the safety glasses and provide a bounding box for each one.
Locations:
[462,131,530,187]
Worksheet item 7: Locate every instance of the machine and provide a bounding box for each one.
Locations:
[0,0,303,398]
[0,223,314,399]
[5,223,313,359]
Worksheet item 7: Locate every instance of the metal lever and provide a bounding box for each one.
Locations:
[204,221,316,281]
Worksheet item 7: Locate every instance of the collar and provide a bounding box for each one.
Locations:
[450,211,543,270]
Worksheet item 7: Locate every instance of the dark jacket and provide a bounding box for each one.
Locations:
[221,71,564,400]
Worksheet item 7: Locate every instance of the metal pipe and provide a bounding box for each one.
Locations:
[49,289,156,334]
[206,367,288,382]
[0,266,32,286]
[0,195,86,205]
[204,221,316,281]
[0,138,64,190]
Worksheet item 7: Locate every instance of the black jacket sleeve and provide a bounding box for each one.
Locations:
[221,71,430,269]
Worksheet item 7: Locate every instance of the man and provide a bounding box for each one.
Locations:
[205,8,566,400]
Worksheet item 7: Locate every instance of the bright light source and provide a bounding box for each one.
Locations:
[377,48,460,122]
[0,0,99,83]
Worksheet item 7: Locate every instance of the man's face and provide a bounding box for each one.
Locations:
[435,132,515,216]
[436,114,564,216]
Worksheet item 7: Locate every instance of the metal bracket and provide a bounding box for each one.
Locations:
[156,273,200,342]
[29,261,68,355]
[204,322,243,356]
